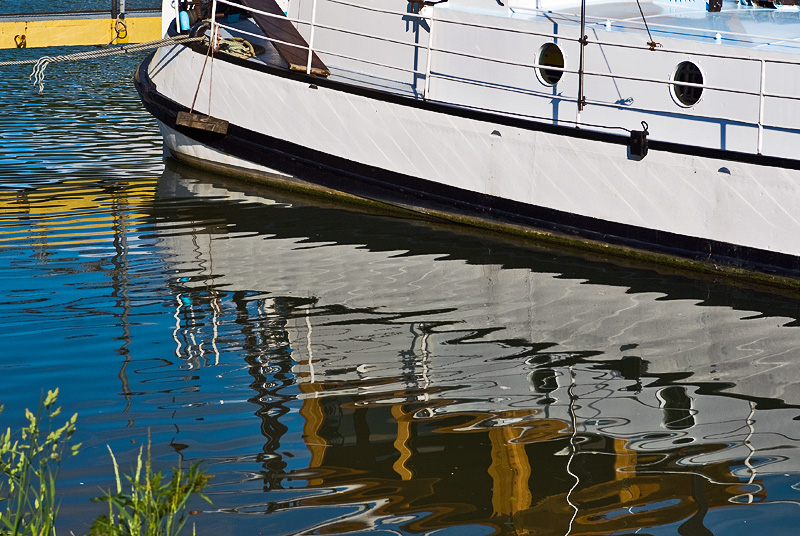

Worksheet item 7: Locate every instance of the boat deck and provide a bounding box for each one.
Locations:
[221,0,800,84]
[442,0,800,53]
[550,0,800,54]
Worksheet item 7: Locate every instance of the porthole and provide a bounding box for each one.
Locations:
[672,61,703,107]
[537,43,564,86]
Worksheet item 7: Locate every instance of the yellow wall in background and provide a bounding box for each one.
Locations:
[0,16,161,49]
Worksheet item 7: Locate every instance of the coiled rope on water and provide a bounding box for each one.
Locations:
[0,35,203,94]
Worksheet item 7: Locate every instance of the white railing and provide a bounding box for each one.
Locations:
[205,0,800,151]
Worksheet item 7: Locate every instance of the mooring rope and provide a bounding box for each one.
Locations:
[0,35,203,94]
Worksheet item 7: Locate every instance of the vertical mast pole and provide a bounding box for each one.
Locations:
[577,0,586,122]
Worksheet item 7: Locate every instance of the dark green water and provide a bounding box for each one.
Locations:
[2,35,800,536]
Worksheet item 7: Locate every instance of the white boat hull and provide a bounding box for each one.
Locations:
[135,14,800,281]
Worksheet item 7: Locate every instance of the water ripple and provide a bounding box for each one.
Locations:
[2,33,800,536]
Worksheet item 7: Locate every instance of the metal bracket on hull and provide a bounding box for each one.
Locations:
[629,121,649,158]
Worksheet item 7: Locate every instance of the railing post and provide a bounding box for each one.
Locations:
[210,0,218,38]
[758,59,765,155]
[174,0,182,32]
[576,0,587,124]
[306,0,319,75]
[423,6,435,101]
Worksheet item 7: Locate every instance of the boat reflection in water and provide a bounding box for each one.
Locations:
[155,163,800,535]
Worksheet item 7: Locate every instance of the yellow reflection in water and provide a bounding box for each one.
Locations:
[287,383,763,536]
[0,179,157,248]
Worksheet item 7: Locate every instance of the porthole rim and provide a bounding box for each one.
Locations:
[536,42,566,87]
[670,60,705,108]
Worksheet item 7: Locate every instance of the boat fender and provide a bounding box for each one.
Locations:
[629,121,649,158]
[179,10,191,31]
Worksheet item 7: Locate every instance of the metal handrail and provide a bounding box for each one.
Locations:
[214,21,307,52]
[207,0,800,148]
[214,0,800,90]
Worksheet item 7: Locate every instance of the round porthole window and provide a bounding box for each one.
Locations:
[537,43,564,86]
[672,61,703,107]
